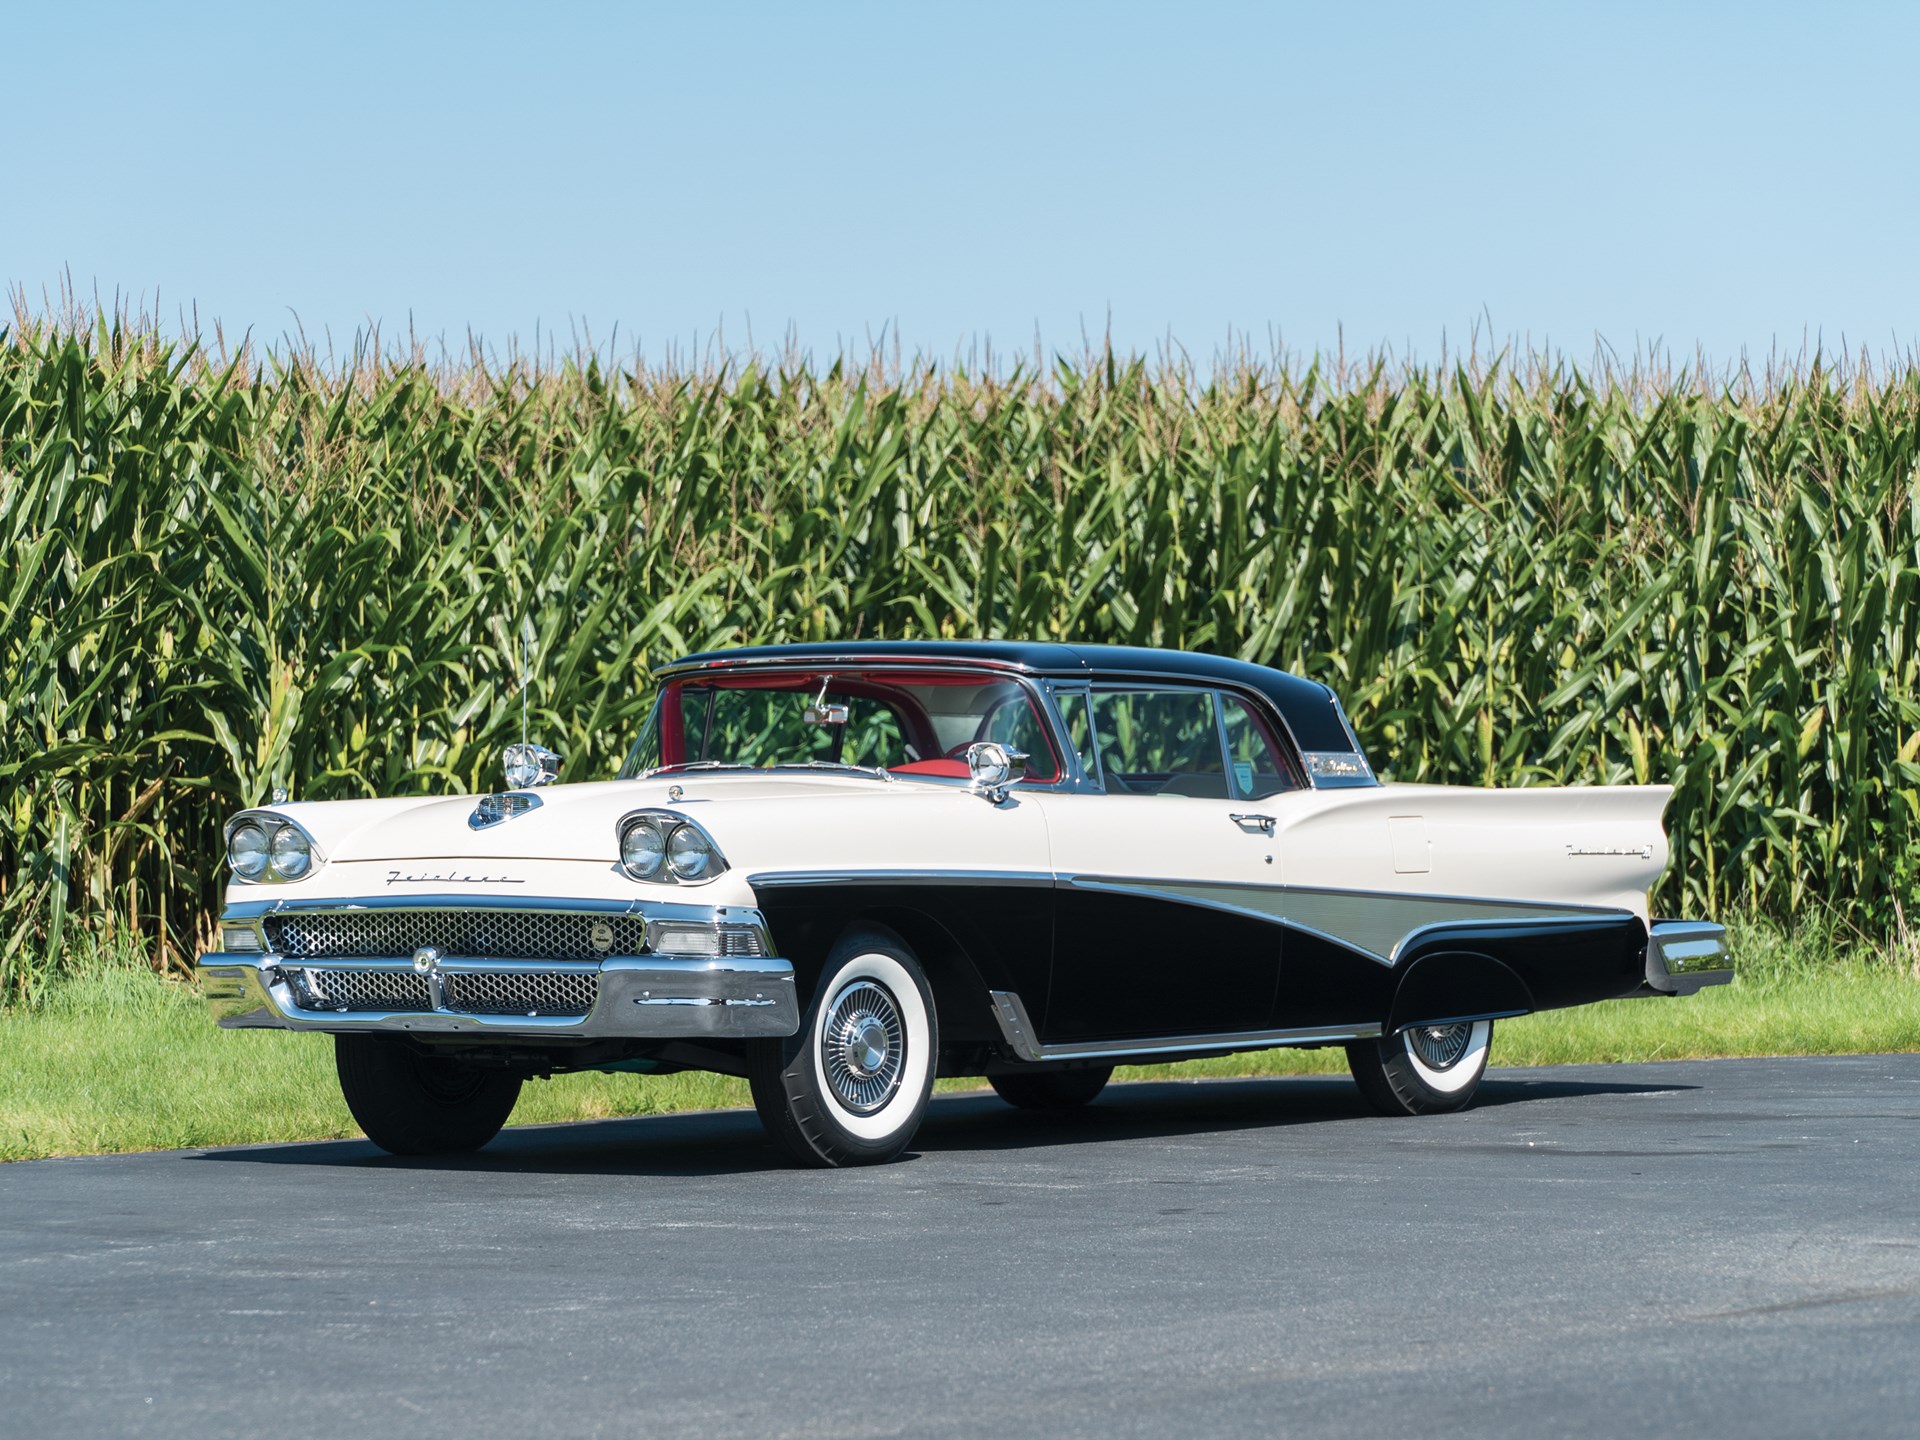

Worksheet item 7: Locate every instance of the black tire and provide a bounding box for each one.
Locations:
[747,925,938,1167]
[1346,1020,1493,1116]
[989,1065,1113,1111]
[334,1034,523,1155]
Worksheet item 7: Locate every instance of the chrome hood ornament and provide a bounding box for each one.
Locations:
[470,790,544,829]
[498,620,561,788]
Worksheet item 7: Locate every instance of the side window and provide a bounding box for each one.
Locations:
[1220,694,1297,799]
[1057,692,1099,782]
[1090,690,1228,797]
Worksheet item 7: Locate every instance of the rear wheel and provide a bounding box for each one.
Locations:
[1346,1020,1493,1115]
[334,1035,523,1155]
[747,926,938,1167]
[989,1065,1113,1110]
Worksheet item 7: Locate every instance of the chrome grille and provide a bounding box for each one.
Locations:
[263,909,645,961]
[441,971,597,1016]
[291,968,432,1012]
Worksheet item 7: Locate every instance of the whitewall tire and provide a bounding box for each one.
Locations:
[748,926,938,1166]
[1346,1020,1493,1115]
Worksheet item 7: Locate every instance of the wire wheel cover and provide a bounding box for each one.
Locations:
[1408,1022,1474,1071]
[821,979,907,1115]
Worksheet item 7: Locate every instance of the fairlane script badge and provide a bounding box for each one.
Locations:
[1565,844,1653,860]
[385,869,526,885]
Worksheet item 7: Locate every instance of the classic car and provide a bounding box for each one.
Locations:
[198,641,1733,1165]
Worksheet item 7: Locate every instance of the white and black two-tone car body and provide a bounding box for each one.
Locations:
[199,642,1733,1165]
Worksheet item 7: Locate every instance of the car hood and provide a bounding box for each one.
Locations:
[269,773,906,865]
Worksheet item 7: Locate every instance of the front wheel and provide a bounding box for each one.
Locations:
[747,926,938,1167]
[334,1035,523,1155]
[1346,1020,1493,1116]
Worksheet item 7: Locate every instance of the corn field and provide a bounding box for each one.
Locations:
[4,311,1918,1000]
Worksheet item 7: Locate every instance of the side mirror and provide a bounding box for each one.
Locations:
[966,742,1027,804]
[503,742,562,789]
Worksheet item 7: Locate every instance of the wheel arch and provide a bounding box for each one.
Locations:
[753,888,1007,1053]
[1385,949,1536,1033]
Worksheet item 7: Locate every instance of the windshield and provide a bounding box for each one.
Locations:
[619,670,1063,783]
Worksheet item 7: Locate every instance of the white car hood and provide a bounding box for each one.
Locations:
[272,774,899,865]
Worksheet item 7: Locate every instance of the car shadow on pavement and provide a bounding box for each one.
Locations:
[913,1073,1690,1154]
[191,1071,1690,1177]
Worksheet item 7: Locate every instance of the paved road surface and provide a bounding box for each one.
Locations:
[3,1056,1917,1438]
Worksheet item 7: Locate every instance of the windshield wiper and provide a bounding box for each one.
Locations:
[780,761,895,782]
[642,760,894,782]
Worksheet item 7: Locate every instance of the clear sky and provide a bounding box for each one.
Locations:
[5,0,1916,369]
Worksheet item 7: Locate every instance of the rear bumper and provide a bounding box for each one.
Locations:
[1644,919,1734,996]
[197,952,800,1041]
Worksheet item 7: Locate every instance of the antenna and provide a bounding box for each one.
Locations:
[520,625,531,750]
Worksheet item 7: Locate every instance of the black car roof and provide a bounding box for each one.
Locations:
[660,641,1360,755]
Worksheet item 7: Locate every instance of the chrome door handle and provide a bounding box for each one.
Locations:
[1229,813,1276,836]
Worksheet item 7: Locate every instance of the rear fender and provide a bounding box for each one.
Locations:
[1386,951,1536,1032]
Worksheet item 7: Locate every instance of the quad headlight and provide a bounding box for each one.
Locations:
[666,822,717,880]
[617,811,726,885]
[620,817,668,879]
[228,821,271,880]
[269,824,313,879]
[225,811,323,884]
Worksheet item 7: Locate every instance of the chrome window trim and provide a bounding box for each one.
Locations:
[1032,678,1102,793]
[987,989,1381,1064]
[654,655,1045,682]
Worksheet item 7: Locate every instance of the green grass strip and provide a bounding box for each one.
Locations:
[4,955,1916,1163]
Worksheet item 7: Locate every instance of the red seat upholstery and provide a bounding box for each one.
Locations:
[888,758,971,778]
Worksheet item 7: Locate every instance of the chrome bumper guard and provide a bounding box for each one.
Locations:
[1645,919,1734,996]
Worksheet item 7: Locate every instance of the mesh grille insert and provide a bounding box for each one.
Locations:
[442,971,598,1016]
[292,969,433,1012]
[264,909,645,961]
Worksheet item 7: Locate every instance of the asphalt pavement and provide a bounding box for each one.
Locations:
[2,1055,1917,1439]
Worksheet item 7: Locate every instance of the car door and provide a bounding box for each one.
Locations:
[1034,686,1301,1043]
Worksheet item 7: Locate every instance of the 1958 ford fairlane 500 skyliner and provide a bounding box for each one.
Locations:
[198,642,1733,1166]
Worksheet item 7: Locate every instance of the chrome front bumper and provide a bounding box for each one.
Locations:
[198,952,800,1039]
[1645,919,1734,996]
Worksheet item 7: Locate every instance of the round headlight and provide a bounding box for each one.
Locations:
[269,825,312,879]
[620,819,667,879]
[228,822,270,880]
[666,822,715,880]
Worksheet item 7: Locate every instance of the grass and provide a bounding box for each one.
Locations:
[3,918,1915,1163]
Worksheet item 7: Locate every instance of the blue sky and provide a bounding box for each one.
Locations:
[5,1,1916,368]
